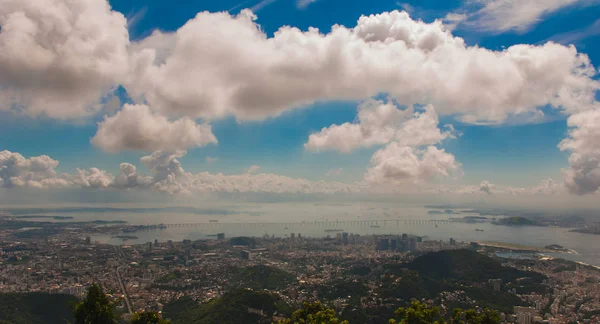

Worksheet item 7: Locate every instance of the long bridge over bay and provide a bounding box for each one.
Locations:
[126,219,461,231]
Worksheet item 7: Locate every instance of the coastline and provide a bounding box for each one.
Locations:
[477,240,577,254]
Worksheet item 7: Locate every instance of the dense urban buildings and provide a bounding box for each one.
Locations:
[1,214,600,323]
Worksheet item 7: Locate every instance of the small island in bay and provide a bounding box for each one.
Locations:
[570,228,600,236]
[427,209,461,215]
[448,216,489,223]
[492,216,540,226]
[14,215,74,220]
[113,235,138,240]
[544,244,569,252]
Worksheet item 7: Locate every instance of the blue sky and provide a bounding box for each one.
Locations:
[1,0,600,200]
[0,100,571,186]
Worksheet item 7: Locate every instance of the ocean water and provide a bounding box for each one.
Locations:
[13,202,600,266]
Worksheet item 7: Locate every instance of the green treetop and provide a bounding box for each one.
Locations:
[389,301,501,324]
[389,301,446,324]
[73,283,115,324]
[131,311,171,324]
[451,308,501,324]
[277,302,348,324]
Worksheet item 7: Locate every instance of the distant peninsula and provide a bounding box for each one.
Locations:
[570,228,600,236]
[492,216,540,226]
[14,215,73,220]
[427,209,460,215]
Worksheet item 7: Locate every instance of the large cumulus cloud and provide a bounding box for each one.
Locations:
[2,1,600,194]
[0,150,69,188]
[126,9,598,124]
[136,151,360,195]
[0,0,130,118]
[0,150,360,194]
[0,149,590,197]
[4,2,597,122]
[437,178,564,196]
[364,144,460,187]
[92,104,217,152]
[306,100,459,186]
[305,100,453,153]
[559,109,600,195]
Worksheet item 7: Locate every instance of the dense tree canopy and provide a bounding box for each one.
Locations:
[389,301,446,324]
[388,301,501,324]
[131,311,171,324]
[277,302,348,324]
[162,289,291,324]
[451,308,501,324]
[0,293,76,324]
[73,283,115,324]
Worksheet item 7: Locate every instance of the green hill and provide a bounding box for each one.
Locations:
[317,279,369,305]
[162,289,292,324]
[492,216,539,226]
[0,293,77,324]
[409,249,544,284]
[377,250,546,313]
[231,265,295,290]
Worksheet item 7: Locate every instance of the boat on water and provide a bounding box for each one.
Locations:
[475,229,484,232]
[370,225,380,228]
[324,229,344,233]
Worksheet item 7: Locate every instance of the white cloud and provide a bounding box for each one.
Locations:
[71,168,114,189]
[305,100,453,153]
[126,6,148,29]
[504,179,563,195]
[2,2,600,193]
[453,181,494,195]
[245,165,261,174]
[305,100,411,153]
[559,109,600,195]
[446,178,563,196]
[297,0,319,9]
[364,144,460,187]
[464,0,580,33]
[111,163,152,189]
[91,104,217,153]
[397,3,415,14]
[0,0,130,119]
[157,171,361,195]
[136,151,360,195]
[129,30,177,66]
[0,149,362,194]
[479,181,493,194]
[140,150,187,183]
[531,178,563,195]
[442,13,468,31]
[394,105,456,147]
[307,100,459,187]
[125,9,598,125]
[0,150,588,197]
[250,0,279,12]
[0,150,66,188]
[546,18,600,45]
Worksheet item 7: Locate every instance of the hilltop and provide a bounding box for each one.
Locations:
[162,289,292,324]
[230,265,296,290]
